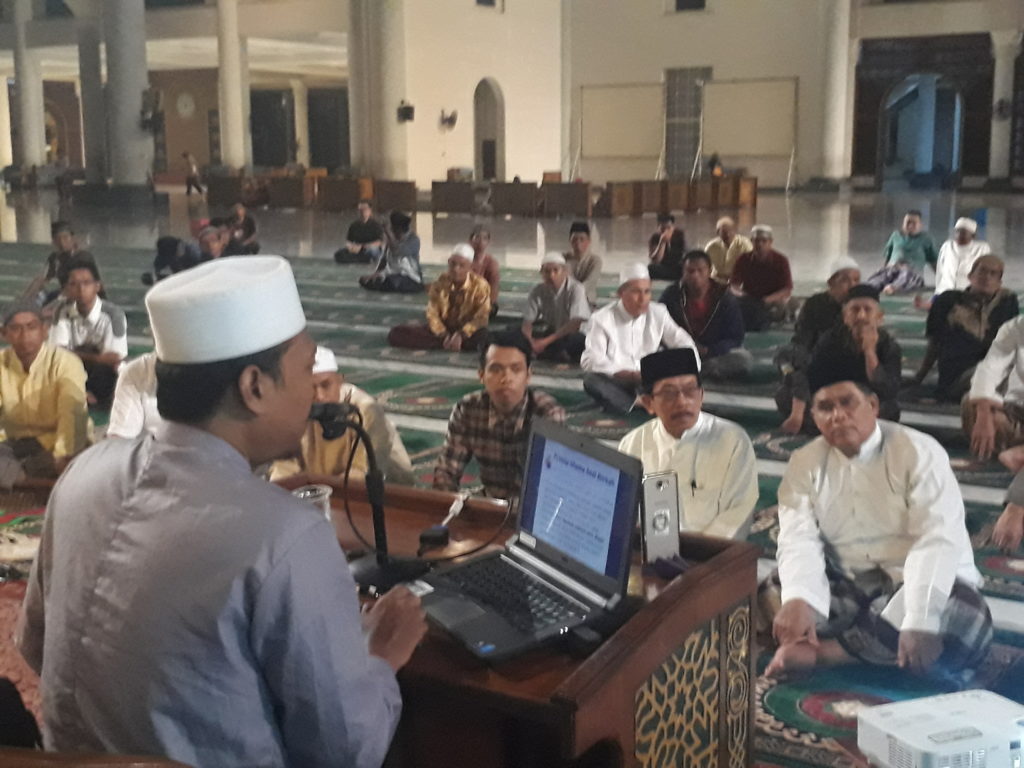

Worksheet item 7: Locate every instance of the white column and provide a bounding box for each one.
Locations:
[0,78,13,169]
[13,0,46,168]
[76,12,107,184]
[217,0,246,170]
[913,75,937,174]
[291,79,310,167]
[821,0,852,179]
[346,0,370,173]
[103,0,152,186]
[989,31,1021,180]
[239,37,252,167]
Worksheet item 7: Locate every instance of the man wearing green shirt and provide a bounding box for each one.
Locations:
[866,210,938,294]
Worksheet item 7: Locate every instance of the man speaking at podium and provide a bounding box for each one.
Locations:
[18,257,426,767]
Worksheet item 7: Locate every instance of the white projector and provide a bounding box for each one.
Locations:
[857,690,1024,768]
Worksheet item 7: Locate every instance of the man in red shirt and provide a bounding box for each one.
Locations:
[729,225,795,331]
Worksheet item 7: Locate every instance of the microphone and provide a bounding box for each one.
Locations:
[309,401,361,439]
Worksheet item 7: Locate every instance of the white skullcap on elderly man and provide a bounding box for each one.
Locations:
[313,346,339,375]
[618,263,650,287]
[146,256,306,364]
[828,256,860,279]
[542,252,566,266]
[450,243,475,263]
[954,217,978,235]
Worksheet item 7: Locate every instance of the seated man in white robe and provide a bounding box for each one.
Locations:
[270,346,414,486]
[617,348,757,539]
[760,372,992,682]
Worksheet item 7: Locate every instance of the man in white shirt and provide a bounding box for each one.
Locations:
[933,217,992,296]
[107,352,161,438]
[581,263,699,414]
[761,375,991,681]
[618,348,757,539]
[49,257,127,408]
[521,253,590,363]
[964,315,1024,461]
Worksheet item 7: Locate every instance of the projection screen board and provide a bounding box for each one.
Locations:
[581,84,663,158]
[702,79,797,157]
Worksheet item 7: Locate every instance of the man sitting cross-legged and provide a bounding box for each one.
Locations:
[760,376,992,682]
[388,244,490,353]
[704,216,753,285]
[581,264,699,415]
[659,250,751,381]
[521,253,590,364]
[963,315,1024,463]
[0,302,88,487]
[48,257,128,409]
[911,255,1018,402]
[618,348,757,539]
[729,225,795,331]
[564,221,603,309]
[433,330,565,501]
[270,347,414,487]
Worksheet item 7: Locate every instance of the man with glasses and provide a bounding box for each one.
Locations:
[618,348,757,539]
[760,373,991,682]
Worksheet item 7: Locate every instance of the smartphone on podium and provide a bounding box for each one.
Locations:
[640,471,680,563]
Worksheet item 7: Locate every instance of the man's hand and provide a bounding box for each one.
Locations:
[612,370,642,385]
[531,336,551,355]
[897,630,943,674]
[970,404,998,460]
[772,598,819,648]
[363,586,428,672]
[780,413,803,435]
[442,333,462,352]
[856,324,879,354]
[992,503,1024,553]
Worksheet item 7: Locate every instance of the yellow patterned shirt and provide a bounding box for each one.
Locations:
[425,271,492,337]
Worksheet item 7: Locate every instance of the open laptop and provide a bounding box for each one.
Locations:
[410,419,642,663]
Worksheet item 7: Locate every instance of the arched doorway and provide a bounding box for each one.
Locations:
[880,74,964,189]
[474,78,505,182]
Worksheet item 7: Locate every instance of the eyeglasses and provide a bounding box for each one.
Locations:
[651,385,702,403]
[812,394,865,416]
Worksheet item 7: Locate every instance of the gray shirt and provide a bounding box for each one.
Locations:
[18,422,401,768]
[523,277,591,329]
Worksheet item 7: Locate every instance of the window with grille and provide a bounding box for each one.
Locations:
[665,67,711,179]
[675,0,706,10]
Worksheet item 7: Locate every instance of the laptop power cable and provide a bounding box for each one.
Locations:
[418,492,470,556]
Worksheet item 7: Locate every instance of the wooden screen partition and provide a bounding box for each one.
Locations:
[318,178,365,212]
[266,176,317,208]
[639,181,667,214]
[738,178,758,209]
[540,183,591,218]
[604,182,641,217]
[431,181,475,214]
[205,175,245,208]
[713,176,741,208]
[666,181,692,212]
[374,180,417,213]
[490,182,539,216]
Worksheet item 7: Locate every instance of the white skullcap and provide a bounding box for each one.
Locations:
[450,243,475,262]
[542,252,566,266]
[146,256,306,364]
[751,224,773,238]
[828,256,859,278]
[954,217,978,234]
[313,346,338,375]
[618,263,650,287]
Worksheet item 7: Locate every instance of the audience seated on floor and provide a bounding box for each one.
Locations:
[777,283,901,434]
[22,222,102,311]
[359,210,424,294]
[963,314,1024,461]
[270,346,414,486]
[387,243,490,352]
[335,199,384,264]
[581,263,698,415]
[225,203,260,256]
[659,249,751,381]
[866,209,937,294]
[563,221,603,308]
[705,216,753,285]
[48,258,127,410]
[647,213,686,282]
[911,255,1018,402]
[17,256,425,764]
[433,330,565,500]
[933,217,992,297]
[521,252,589,364]
[617,348,757,539]
[107,351,160,439]
[760,376,992,682]
[0,302,88,487]
[729,225,795,331]
[469,224,501,319]
[147,236,202,284]
[197,224,226,261]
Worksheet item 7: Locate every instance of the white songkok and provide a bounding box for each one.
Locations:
[542,252,566,266]
[954,217,978,235]
[450,243,475,262]
[146,256,306,364]
[618,263,650,287]
[313,346,339,375]
[751,225,773,238]
[828,256,860,279]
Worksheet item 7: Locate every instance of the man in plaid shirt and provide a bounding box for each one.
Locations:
[433,330,566,500]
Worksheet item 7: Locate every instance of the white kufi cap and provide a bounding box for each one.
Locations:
[146,256,306,364]
[450,243,475,262]
[313,346,338,374]
[542,252,566,266]
[954,217,977,234]
[828,255,859,278]
[618,263,650,287]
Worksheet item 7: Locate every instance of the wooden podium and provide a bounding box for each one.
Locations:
[332,483,758,768]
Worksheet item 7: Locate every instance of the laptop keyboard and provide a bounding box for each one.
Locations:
[436,556,588,634]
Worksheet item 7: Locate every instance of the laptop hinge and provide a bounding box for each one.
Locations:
[507,544,612,609]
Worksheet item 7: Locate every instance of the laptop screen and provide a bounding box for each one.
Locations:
[517,420,641,595]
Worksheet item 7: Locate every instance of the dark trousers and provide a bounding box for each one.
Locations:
[648,262,682,282]
[185,175,203,196]
[583,372,639,414]
[388,323,488,352]
[334,246,381,265]
[536,333,586,364]
[84,359,117,409]
[360,274,424,294]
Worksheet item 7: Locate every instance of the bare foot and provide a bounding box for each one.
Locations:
[999,445,1024,474]
[765,641,818,677]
